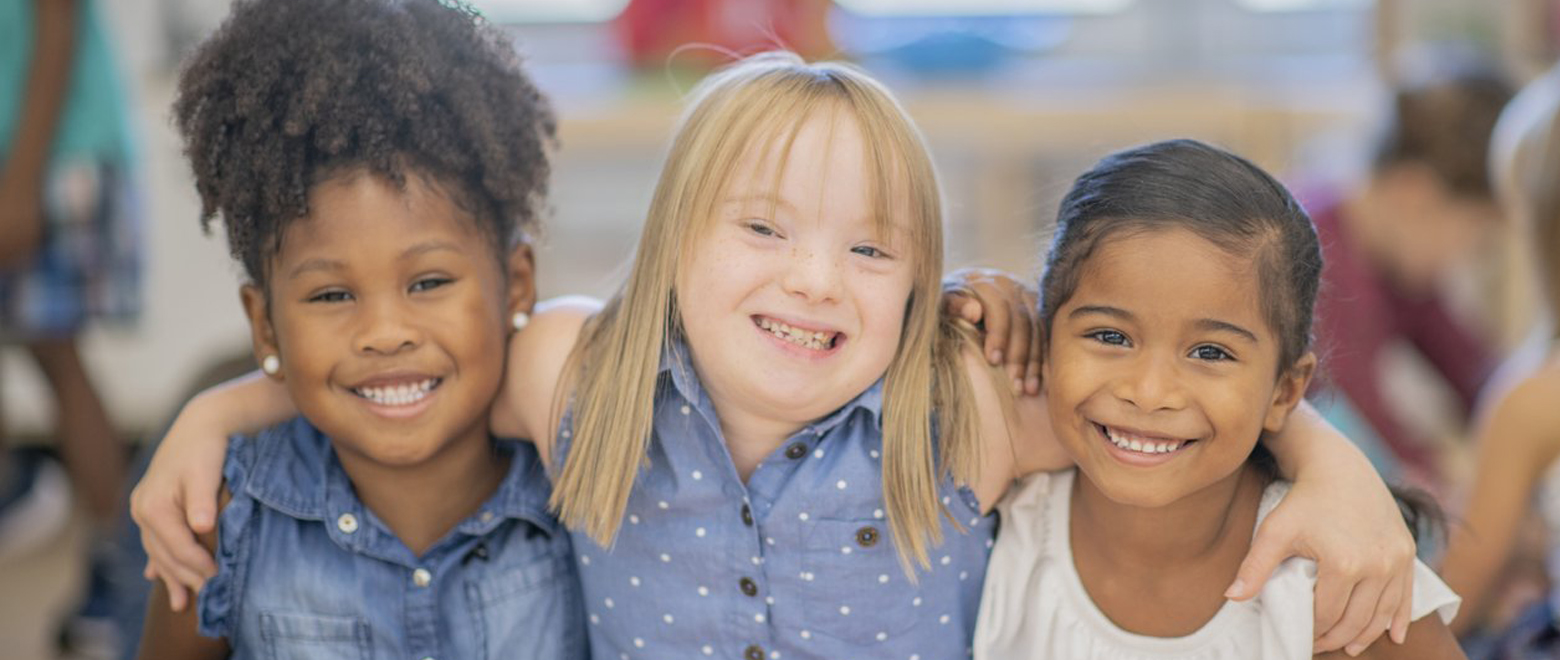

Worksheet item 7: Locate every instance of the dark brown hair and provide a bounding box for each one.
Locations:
[1040,139,1321,372]
[1374,66,1513,200]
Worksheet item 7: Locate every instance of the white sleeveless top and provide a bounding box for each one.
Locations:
[974,470,1460,659]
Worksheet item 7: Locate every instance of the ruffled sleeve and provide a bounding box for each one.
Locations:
[195,432,262,639]
[1252,481,1462,659]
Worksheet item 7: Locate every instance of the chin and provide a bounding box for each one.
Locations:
[1086,471,1186,509]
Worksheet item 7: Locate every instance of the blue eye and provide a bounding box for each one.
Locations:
[746,221,778,237]
[1086,330,1130,347]
[851,245,885,258]
[1191,345,1233,361]
[308,289,352,303]
[410,277,452,293]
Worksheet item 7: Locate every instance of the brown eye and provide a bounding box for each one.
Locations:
[308,289,352,303]
[409,277,452,293]
[1190,345,1233,361]
[1086,330,1129,347]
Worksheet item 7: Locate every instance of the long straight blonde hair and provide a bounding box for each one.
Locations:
[549,52,980,573]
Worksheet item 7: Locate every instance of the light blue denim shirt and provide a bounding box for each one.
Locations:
[198,417,587,660]
[563,342,994,660]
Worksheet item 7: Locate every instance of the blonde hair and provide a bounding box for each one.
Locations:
[1494,67,1560,334]
[549,52,979,574]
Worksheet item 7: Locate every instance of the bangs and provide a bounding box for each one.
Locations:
[673,69,931,262]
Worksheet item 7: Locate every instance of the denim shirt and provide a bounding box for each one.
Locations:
[197,417,587,660]
[563,343,994,660]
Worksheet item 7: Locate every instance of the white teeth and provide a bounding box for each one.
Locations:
[1104,426,1186,456]
[757,317,835,351]
[355,378,437,406]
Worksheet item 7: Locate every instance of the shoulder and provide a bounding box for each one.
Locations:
[502,296,600,453]
[1476,364,1560,463]
[1488,364,1560,428]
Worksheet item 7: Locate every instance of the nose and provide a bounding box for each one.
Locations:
[353,296,422,356]
[780,245,843,304]
[1112,351,1188,412]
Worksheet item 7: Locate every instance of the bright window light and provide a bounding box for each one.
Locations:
[1236,0,1369,11]
[466,0,629,23]
[834,0,1133,16]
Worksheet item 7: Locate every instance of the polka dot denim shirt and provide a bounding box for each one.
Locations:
[197,417,587,660]
[563,342,995,660]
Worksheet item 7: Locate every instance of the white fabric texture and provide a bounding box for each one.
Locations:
[974,470,1460,659]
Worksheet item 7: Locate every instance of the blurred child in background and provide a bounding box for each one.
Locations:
[1439,62,1560,659]
[1307,65,1512,489]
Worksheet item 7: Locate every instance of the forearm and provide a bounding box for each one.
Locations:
[180,371,297,437]
[1265,400,1370,482]
[2,0,77,182]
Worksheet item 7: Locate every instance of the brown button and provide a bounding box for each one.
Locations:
[855,526,879,547]
[741,503,754,526]
[784,443,806,459]
[744,645,764,660]
[739,577,758,597]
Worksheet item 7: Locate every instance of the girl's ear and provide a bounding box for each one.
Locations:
[1263,352,1317,433]
[240,284,283,381]
[505,243,538,321]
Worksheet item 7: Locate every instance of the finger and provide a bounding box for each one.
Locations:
[1340,569,1404,654]
[1005,298,1030,386]
[141,525,212,598]
[1309,562,1351,641]
[142,502,217,584]
[963,299,984,326]
[1228,518,1292,600]
[941,291,976,324]
[1024,308,1043,395]
[1314,577,1385,655]
[167,580,188,612]
[982,294,1011,366]
[185,470,221,534]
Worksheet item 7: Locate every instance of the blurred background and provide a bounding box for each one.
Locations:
[3,0,1558,658]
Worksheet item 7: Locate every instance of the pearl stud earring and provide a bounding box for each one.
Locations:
[261,354,280,375]
[512,311,530,331]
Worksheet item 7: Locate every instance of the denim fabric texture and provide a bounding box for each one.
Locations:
[562,341,994,660]
[197,417,587,660]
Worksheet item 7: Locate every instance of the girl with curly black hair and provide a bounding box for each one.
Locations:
[134,1,585,658]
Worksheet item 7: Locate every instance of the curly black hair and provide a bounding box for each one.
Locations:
[174,0,556,286]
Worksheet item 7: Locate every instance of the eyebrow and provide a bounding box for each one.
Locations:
[1069,305,1259,343]
[285,240,464,280]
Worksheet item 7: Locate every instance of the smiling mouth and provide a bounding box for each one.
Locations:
[1095,422,1197,456]
[351,378,442,407]
[753,316,842,351]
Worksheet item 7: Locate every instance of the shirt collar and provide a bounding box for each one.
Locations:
[244,418,557,537]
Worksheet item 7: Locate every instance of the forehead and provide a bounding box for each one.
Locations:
[275,172,490,266]
[720,110,911,235]
[1073,227,1270,335]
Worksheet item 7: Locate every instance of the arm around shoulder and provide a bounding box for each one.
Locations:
[964,344,1071,514]
[493,296,600,465]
